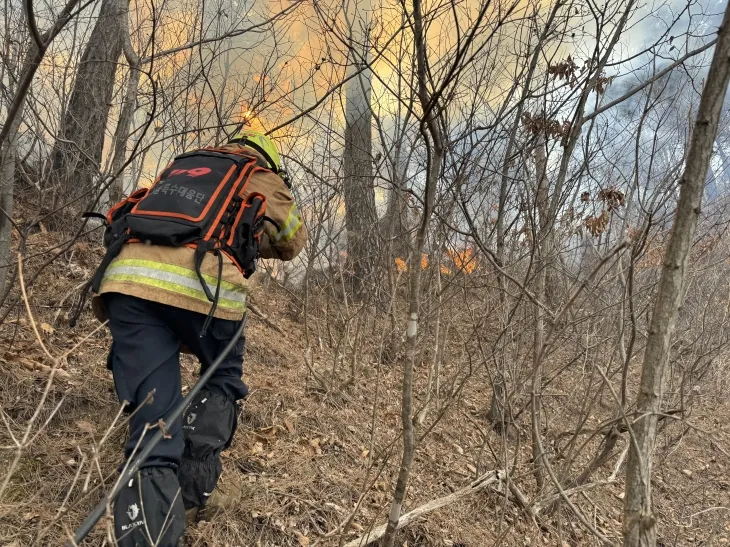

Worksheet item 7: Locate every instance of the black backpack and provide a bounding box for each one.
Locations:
[74,148,272,329]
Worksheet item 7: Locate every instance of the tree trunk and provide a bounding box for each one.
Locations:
[531,135,549,492]
[383,142,443,547]
[343,0,378,296]
[491,0,562,444]
[0,126,19,299]
[0,37,41,298]
[48,0,123,216]
[381,0,444,543]
[622,8,730,546]
[109,0,140,203]
[384,138,411,259]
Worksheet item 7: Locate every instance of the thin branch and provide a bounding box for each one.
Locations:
[344,471,501,547]
[18,252,55,362]
[138,1,303,64]
[23,0,43,48]
[582,39,718,124]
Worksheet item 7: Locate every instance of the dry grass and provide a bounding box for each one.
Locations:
[0,234,729,546]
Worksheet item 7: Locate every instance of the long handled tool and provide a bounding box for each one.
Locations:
[67,318,246,546]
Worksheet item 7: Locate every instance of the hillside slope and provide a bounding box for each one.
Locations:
[0,233,729,546]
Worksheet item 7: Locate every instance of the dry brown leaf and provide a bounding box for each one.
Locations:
[308,438,322,454]
[294,531,310,547]
[360,448,370,460]
[284,418,295,434]
[75,420,96,434]
[22,512,39,522]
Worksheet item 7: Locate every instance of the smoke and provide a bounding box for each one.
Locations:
[622,0,723,68]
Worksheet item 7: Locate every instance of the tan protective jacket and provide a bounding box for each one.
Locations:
[92,143,306,322]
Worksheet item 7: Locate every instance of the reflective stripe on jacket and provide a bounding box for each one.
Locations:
[104,258,248,312]
[92,244,249,322]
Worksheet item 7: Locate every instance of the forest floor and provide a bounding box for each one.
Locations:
[0,230,729,546]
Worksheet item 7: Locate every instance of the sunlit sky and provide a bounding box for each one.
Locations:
[6,0,724,190]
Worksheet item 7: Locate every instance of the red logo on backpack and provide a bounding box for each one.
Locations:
[168,167,212,178]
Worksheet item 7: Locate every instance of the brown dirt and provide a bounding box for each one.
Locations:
[0,234,729,546]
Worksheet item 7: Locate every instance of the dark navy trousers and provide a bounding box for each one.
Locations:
[104,292,247,468]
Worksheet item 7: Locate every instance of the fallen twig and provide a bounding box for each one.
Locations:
[532,480,616,515]
[248,301,285,334]
[13,357,71,379]
[343,470,502,547]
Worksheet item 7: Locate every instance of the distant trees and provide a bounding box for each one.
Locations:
[0,0,93,298]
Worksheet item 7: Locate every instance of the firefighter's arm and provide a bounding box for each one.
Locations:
[252,170,307,261]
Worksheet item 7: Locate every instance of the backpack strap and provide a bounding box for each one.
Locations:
[193,242,216,302]
[81,212,108,223]
[193,241,224,337]
[69,224,129,327]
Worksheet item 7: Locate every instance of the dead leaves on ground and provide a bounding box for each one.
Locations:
[74,420,96,434]
[239,414,356,463]
[1,350,72,380]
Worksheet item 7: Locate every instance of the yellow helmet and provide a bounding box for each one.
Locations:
[229,129,281,172]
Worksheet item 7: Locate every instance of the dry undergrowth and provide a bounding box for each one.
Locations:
[0,232,728,547]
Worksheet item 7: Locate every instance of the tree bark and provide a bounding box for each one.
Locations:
[381,0,444,543]
[0,35,33,299]
[48,0,124,215]
[531,135,549,492]
[0,121,20,299]
[343,0,378,296]
[109,0,140,203]
[383,137,411,259]
[622,8,730,546]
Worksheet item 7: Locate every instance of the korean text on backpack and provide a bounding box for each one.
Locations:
[86,148,269,321]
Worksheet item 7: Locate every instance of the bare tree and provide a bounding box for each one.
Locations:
[622,5,730,545]
[381,0,445,540]
[47,0,123,216]
[108,0,141,203]
[0,0,92,297]
[342,0,378,296]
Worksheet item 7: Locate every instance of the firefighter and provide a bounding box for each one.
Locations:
[91,130,307,546]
